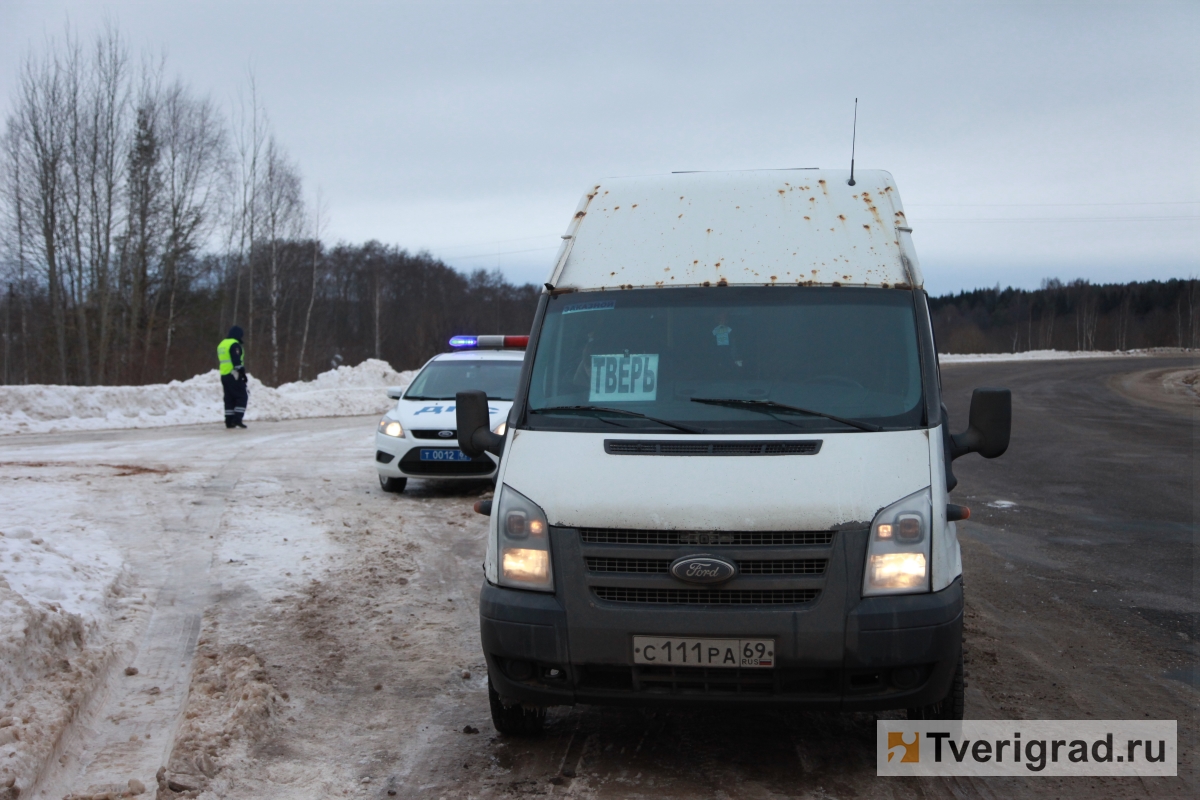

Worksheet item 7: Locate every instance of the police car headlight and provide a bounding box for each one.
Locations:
[496,485,552,592]
[863,487,932,596]
[378,419,404,438]
[492,422,506,437]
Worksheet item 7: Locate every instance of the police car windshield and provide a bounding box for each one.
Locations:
[525,287,925,434]
[404,360,523,401]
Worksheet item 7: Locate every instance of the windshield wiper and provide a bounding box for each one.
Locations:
[531,405,703,434]
[689,397,882,432]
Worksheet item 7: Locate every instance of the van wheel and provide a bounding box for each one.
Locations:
[907,650,964,720]
[488,676,545,735]
[379,475,407,493]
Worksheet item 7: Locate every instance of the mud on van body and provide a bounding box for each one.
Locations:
[457,169,1010,734]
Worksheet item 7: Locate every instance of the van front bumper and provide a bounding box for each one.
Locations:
[480,575,962,711]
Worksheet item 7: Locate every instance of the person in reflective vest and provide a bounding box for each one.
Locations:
[218,326,249,429]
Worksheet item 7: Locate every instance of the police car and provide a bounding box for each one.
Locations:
[375,335,527,492]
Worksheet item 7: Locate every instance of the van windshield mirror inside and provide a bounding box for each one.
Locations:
[405,360,523,400]
[524,287,924,433]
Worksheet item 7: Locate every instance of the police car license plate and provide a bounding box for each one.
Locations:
[633,637,774,668]
[419,448,472,462]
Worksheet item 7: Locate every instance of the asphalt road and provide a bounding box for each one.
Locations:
[9,355,1196,799]
[390,355,1199,799]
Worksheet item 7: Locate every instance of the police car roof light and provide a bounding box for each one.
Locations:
[449,335,529,349]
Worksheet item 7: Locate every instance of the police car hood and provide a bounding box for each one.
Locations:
[500,428,933,530]
[389,398,510,432]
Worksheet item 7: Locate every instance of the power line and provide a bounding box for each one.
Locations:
[907,201,1199,208]
[912,216,1199,223]
[446,245,560,261]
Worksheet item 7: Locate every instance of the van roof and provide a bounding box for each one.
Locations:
[548,169,922,292]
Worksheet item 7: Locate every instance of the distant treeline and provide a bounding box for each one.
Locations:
[0,239,540,385]
[929,278,1199,355]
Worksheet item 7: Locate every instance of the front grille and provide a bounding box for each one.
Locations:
[605,439,822,456]
[586,557,670,574]
[580,529,835,547]
[585,557,827,575]
[410,430,457,440]
[593,587,818,605]
[739,560,826,575]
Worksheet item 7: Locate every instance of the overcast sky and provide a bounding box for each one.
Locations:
[2,1,1196,295]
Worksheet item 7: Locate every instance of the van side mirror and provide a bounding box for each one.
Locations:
[456,390,504,458]
[950,388,1011,460]
[386,386,405,400]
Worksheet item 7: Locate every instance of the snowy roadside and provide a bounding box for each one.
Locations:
[938,347,1188,364]
[0,359,414,436]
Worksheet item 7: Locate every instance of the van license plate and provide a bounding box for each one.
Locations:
[633,637,774,668]
[419,449,472,462]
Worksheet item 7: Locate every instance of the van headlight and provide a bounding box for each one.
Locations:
[492,421,506,436]
[378,418,404,438]
[496,485,553,592]
[863,487,932,596]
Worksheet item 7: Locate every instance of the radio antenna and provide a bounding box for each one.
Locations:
[847,98,858,186]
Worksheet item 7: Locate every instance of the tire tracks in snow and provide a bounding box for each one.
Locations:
[30,439,263,798]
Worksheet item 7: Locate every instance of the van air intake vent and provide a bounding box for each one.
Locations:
[579,529,835,547]
[604,440,822,456]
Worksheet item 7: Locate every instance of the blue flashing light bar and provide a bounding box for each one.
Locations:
[449,334,530,349]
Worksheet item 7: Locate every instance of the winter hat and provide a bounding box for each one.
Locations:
[228,325,244,341]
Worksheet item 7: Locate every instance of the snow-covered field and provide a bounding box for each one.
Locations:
[2,350,1188,438]
[0,359,414,436]
[938,348,1185,364]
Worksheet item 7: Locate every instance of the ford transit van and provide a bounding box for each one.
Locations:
[457,169,1010,734]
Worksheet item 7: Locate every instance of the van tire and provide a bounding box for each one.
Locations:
[379,475,407,493]
[907,650,965,720]
[488,676,545,735]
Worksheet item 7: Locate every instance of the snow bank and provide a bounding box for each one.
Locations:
[939,348,1183,364]
[0,526,127,791]
[0,359,414,436]
[0,526,125,702]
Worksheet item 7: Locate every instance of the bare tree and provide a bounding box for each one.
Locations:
[1115,287,1132,351]
[1,113,32,383]
[12,37,71,382]
[297,186,327,380]
[258,135,303,384]
[229,75,266,355]
[124,74,163,383]
[158,80,228,376]
[86,26,130,383]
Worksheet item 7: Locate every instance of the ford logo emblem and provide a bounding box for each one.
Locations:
[669,555,737,585]
[437,430,455,438]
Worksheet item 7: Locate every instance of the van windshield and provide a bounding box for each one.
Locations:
[525,287,925,433]
[405,360,523,400]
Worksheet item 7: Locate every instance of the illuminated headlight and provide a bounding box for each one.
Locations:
[863,487,932,596]
[492,421,507,437]
[496,485,552,591]
[378,418,404,438]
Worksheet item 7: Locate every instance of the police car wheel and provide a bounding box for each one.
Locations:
[488,676,545,736]
[379,475,407,493]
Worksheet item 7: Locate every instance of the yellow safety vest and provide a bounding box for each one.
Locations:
[217,338,242,376]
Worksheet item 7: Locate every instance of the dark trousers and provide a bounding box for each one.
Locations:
[221,373,248,427]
